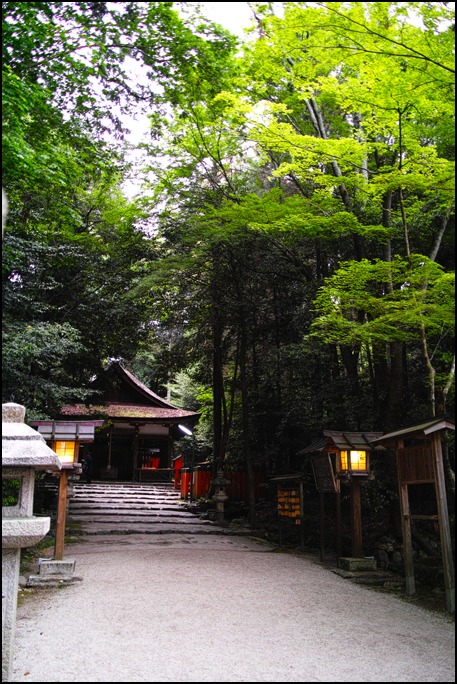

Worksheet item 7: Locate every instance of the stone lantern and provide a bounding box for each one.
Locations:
[2,403,62,682]
[212,470,230,524]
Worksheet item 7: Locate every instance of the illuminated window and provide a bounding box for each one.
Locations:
[340,450,349,471]
[54,441,75,464]
[338,450,367,472]
[349,450,367,470]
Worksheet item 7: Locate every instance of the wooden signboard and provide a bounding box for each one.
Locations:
[277,487,301,525]
[311,454,340,493]
[311,454,342,560]
[397,446,434,484]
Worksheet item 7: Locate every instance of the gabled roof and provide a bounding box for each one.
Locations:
[59,403,198,422]
[300,431,385,454]
[299,437,328,454]
[113,363,180,409]
[59,360,199,424]
[369,417,455,446]
[323,430,384,450]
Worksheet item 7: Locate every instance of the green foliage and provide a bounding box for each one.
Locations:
[137,0,454,455]
[2,2,237,136]
[2,479,20,507]
[2,317,90,417]
[310,256,455,344]
[2,1,455,498]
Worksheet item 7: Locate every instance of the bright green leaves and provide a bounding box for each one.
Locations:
[237,1,455,230]
[199,189,390,243]
[311,254,455,345]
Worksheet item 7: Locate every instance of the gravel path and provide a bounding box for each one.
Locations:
[12,533,455,683]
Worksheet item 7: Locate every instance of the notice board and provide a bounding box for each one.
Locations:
[277,487,302,525]
[311,454,340,493]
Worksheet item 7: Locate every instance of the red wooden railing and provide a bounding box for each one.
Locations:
[179,466,264,501]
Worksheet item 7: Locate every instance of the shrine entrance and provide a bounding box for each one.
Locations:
[32,360,200,484]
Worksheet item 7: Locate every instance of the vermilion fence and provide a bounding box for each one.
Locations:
[179,466,264,501]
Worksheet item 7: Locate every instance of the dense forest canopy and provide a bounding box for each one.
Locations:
[2,2,455,507]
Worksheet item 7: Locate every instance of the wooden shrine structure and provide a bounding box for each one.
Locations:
[32,360,200,483]
[370,417,455,614]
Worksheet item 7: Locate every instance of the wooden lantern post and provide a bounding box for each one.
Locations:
[303,433,383,562]
[53,439,79,561]
[28,419,104,561]
[336,449,371,558]
[349,477,363,558]
[54,469,69,560]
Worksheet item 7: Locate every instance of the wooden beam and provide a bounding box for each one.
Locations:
[319,492,325,561]
[336,491,342,559]
[399,480,415,595]
[431,432,455,613]
[350,478,363,557]
[395,437,415,595]
[54,469,68,561]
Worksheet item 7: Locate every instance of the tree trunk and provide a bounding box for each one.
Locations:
[383,341,405,432]
[239,304,256,527]
[211,253,224,474]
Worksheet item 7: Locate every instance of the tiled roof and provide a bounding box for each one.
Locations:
[299,431,384,454]
[59,403,199,421]
[323,430,384,451]
[116,364,180,409]
[370,417,455,444]
[59,361,199,424]
[299,437,328,454]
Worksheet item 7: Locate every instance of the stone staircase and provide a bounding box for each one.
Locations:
[67,481,223,536]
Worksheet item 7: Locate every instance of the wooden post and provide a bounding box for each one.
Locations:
[319,492,325,561]
[278,508,283,547]
[335,490,342,559]
[299,479,305,549]
[394,439,415,595]
[399,482,415,595]
[431,433,455,613]
[350,478,363,557]
[107,425,112,470]
[54,469,68,561]
[133,424,139,481]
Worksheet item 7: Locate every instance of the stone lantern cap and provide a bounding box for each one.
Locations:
[2,403,61,471]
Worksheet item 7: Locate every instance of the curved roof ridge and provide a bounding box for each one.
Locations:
[115,362,186,410]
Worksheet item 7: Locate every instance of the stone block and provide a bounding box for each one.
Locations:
[39,559,76,576]
[26,574,82,587]
[338,556,377,572]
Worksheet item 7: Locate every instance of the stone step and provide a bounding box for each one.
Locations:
[73,485,179,491]
[71,497,180,502]
[70,494,181,501]
[73,480,178,492]
[70,515,213,526]
[70,501,183,511]
[66,481,213,537]
[70,512,201,521]
[70,484,181,494]
[73,522,226,535]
